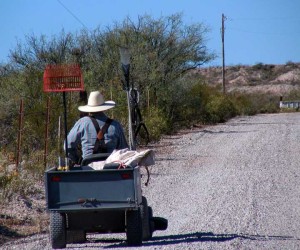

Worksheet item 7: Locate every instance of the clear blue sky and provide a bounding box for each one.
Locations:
[1,0,299,66]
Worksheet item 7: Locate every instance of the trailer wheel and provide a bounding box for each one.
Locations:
[126,208,143,246]
[141,196,153,241]
[50,212,66,249]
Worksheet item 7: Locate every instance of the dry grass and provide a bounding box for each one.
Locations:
[0,159,49,245]
[0,213,49,245]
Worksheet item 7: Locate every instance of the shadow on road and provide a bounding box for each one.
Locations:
[99,231,300,248]
[148,232,299,245]
[202,129,255,134]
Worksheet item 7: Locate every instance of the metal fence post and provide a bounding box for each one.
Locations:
[44,97,50,169]
[15,98,24,173]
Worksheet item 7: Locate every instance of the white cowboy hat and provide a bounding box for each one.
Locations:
[78,91,115,113]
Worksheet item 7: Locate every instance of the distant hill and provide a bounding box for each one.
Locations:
[195,62,300,97]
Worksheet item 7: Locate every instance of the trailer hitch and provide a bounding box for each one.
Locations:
[77,198,135,207]
[77,198,100,206]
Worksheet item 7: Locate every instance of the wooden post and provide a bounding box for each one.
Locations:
[222,13,226,94]
[58,116,62,155]
[63,92,68,158]
[44,97,50,169]
[110,80,114,118]
[147,87,150,112]
[15,99,24,173]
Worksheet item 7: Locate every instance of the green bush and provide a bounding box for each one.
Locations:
[259,97,280,113]
[230,93,258,116]
[159,80,219,127]
[178,82,213,123]
[143,107,169,141]
[229,92,280,116]
[205,95,237,123]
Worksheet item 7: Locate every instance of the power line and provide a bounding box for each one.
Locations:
[224,15,300,36]
[230,16,300,22]
[56,0,89,30]
[228,27,300,36]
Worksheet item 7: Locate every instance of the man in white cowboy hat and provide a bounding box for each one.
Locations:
[66,91,128,164]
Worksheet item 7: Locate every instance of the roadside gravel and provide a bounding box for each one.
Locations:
[1,112,300,249]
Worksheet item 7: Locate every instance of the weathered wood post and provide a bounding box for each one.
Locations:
[44,97,50,169]
[15,98,24,173]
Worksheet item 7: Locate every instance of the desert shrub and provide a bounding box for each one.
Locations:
[159,78,220,127]
[231,92,280,115]
[205,95,237,123]
[0,174,14,191]
[285,89,300,101]
[251,94,279,114]
[230,93,258,116]
[143,107,169,141]
[0,172,37,201]
[286,61,297,68]
[252,63,274,71]
[259,96,280,113]
[23,150,46,178]
[178,82,215,123]
[252,62,264,70]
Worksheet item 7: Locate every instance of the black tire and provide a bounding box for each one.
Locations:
[66,230,86,244]
[126,208,143,246]
[50,212,66,249]
[141,197,152,241]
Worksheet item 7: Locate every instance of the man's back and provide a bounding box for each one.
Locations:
[67,112,128,163]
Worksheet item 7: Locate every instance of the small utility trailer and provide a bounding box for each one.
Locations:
[45,153,167,249]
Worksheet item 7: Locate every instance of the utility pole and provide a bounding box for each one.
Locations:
[222,13,226,94]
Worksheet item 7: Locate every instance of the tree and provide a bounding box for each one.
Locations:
[0,13,215,156]
[82,13,215,117]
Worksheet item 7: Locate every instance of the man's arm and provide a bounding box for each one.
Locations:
[117,123,129,149]
[65,119,83,163]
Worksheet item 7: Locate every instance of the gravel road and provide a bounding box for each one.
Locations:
[2,113,300,249]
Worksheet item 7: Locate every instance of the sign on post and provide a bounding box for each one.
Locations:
[43,64,84,162]
[43,64,84,92]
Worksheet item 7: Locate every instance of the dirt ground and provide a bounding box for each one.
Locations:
[1,113,300,249]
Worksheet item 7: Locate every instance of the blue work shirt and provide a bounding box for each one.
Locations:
[66,112,128,163]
